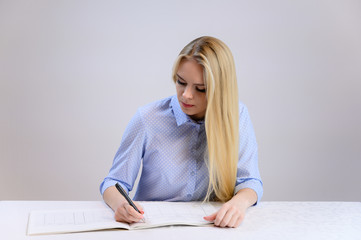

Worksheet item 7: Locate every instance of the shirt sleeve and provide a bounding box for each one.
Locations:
[234,103,263,204]
[99,109,146,195]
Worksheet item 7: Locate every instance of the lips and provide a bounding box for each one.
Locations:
[181,102,194,108]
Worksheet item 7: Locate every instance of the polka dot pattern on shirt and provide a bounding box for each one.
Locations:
[100,95,263,202]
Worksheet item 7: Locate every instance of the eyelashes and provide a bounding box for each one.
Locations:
[176,79,206,93]
[177,79,186,86]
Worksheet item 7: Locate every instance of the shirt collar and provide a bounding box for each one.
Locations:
[171,95,188,126]
[170,95,205,127]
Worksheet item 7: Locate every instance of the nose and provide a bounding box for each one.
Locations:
[182,86,193,100]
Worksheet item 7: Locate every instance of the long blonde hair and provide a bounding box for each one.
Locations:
[172,36,239,202]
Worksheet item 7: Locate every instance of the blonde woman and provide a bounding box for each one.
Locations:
[100,36,263,228]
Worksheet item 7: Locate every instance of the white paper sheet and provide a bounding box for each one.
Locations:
[27,201,221,235]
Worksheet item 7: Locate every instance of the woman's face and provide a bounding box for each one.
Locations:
[175,59,207,121]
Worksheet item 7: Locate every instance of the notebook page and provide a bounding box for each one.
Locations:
[27,208,129,235]
[131,201,221,229]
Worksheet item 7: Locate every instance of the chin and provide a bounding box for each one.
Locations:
[181,107,194,115]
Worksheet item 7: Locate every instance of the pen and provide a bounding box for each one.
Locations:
[115,183,142,214]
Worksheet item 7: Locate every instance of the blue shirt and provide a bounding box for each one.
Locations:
[100,95,263,202]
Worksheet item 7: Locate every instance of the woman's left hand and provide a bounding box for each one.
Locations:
[203,188,257,228]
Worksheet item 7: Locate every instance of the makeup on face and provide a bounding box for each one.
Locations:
[175,59,207,121]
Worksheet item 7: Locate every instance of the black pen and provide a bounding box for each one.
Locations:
[115,183,142,214]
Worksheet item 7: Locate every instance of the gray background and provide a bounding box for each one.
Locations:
[1,0,360,201]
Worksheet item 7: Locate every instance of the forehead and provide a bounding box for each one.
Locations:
[177,59,204,84]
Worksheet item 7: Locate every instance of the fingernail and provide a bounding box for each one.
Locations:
[140,210,144,214]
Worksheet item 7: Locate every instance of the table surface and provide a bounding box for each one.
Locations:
[1,201,360,240]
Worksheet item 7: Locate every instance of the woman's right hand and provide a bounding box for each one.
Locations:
[114,201,144,223]
[103,185,145,223]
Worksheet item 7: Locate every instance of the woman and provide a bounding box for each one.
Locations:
[100,36,263,228]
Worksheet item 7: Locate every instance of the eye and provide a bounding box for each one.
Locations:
[196,88,206,93]
[177,79,186,86]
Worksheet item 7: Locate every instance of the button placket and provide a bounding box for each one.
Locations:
[185,122,205,200]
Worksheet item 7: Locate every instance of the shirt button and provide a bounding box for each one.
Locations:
[187,194,192,198]
[191,171,195,176]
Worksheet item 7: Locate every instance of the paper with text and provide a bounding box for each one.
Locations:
[27,201,221,235]
[132,201,220,229]
[27,207,128,235]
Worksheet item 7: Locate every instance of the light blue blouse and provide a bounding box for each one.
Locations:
[100,95,263,202]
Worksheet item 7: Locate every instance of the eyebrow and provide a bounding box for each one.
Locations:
[176,74,205,86]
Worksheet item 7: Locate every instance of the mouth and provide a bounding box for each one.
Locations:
[181,102,194,108]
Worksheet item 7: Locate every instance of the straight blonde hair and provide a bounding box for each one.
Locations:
[172,36,239,202]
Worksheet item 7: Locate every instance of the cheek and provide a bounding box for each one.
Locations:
[198,95,207,109]
[175,85,182,96]
[202,99,208,110]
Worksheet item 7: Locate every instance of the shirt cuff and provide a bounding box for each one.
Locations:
[234,179,263,205]
[100,179,130,195]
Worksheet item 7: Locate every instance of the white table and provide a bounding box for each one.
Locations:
[1,201,360,240]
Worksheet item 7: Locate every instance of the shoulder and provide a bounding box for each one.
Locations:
[238,100,248,116]
[137,96,174,124]
[238,100,255,128]
[138,96,172,115]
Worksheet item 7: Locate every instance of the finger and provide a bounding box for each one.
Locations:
[115,202,143,223]
[227,214,239,228]
[125,212,143,223]
[120,210,143,223]
[214,207,227,226]
[203,212,217,222]
[219,211,234,228]
[134,202,145,214]
[226,211,244,228]
[114,207,134,223]
[114,210,124,222]
[125,204,144,219]
[234,215,244,228]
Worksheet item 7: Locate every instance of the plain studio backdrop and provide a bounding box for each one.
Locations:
[0,0,360,201]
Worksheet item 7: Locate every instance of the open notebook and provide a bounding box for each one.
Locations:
[27,201,222,235]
